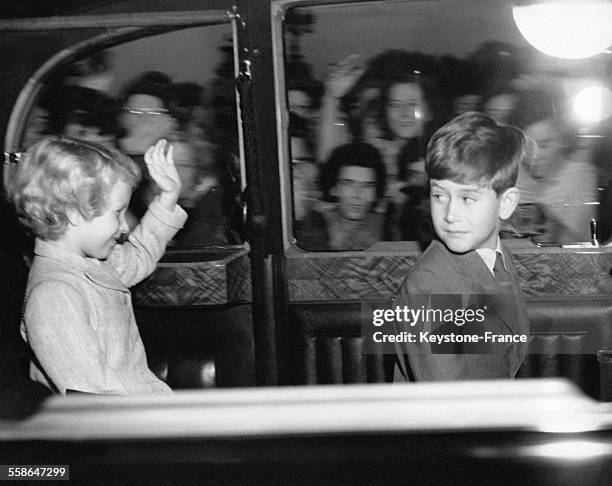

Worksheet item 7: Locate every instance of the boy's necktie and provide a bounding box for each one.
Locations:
[493,253,512,289]
[493,252,520,340]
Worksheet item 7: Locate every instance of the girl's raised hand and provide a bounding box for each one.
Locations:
[144,139,182,210]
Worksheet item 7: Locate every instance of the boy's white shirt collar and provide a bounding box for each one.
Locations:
[475,237,507,275]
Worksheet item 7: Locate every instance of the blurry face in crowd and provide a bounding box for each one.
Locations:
[386,82,427,140]
[120,94,173,153]
[23,106,50,149]
[289,89,312,120]
[359,86,381,108]
[64,123,116,148]
[453,94,482,115]
[185,105,209,142]
[122,94,167,127]
[351,86,381,134]
[484,93,517,125]
[291,135,312,164]
[523,119,563,180]
[406,159,427,187]
[332,165,378,221]
[291,135,317,221]
[172,141,198,199]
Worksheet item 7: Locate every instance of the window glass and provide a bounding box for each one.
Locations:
[285,0,611,250]
[22,25,244,248]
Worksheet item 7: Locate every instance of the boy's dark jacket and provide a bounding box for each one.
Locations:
[394,239,529,380]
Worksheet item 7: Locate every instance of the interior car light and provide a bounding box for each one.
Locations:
[572,85,612,123]
[513,0,612,59]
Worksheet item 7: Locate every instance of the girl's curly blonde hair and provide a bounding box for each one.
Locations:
[11,136,140,240]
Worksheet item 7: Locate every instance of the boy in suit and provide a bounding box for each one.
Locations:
[394,111,529,381]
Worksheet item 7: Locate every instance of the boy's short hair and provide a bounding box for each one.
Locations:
[11,136,140,241]
[426,111,526,194]
[320,142,386,202]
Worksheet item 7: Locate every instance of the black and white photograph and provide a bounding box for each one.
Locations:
[1,0,612,484]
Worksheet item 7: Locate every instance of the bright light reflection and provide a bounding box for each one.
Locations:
[573,86,612,123]
[513,2,612,59]
[530,440,612,460]
[472,440,612,461]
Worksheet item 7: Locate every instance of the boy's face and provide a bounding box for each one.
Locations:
[331,166,378,221]
[70,181,132,260]
[429,179,518,253]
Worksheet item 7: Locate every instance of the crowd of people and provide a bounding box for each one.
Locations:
[11,44,610,256]
[20,48,607,253]
[23,60,244,249]
[289,49,605,250]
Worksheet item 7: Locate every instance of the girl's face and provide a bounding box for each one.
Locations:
[69,181,131,260]
[385,82,428,140]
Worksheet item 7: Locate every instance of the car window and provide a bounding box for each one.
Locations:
[13,23,245,249]
[280,0,611,250]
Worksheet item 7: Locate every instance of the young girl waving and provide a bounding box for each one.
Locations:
[12,138,186,395]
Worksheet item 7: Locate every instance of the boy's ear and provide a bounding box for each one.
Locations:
[498,187,520,220]
[329,184,339,198]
